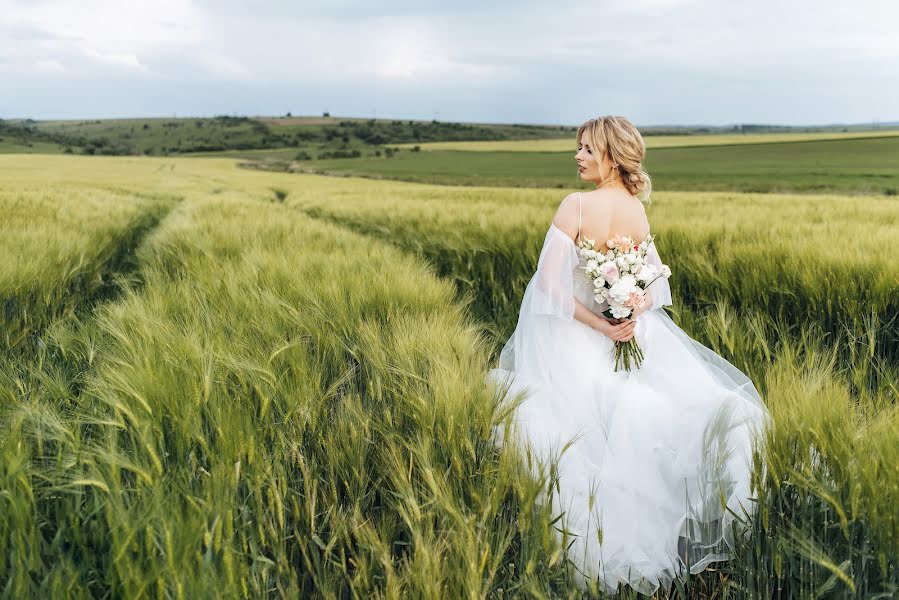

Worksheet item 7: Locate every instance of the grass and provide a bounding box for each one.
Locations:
[0,154,896,597]
[0,189,571,597]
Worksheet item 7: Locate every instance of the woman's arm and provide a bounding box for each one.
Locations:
[574,297,607,330]
[577,299,636,340]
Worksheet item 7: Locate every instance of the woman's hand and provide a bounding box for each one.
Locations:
[596,316,636,342]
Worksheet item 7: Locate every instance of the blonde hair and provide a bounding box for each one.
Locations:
[577,115,652,205]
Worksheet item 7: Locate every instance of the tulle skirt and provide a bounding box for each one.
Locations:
[486,308,772,596]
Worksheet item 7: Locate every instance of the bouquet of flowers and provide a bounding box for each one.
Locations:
[577,234,671,372]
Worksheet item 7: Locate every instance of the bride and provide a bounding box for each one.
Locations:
[486,116,772,596]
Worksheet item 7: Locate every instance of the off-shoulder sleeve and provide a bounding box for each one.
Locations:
[645,241,672,311]
[520,224,579,321]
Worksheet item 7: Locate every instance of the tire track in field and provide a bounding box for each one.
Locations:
[5,192,183,367]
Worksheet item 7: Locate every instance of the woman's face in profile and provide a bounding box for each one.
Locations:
[576,131,603,182]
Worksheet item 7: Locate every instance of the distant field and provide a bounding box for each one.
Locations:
[393,129,899,152]
[272,134,899,195]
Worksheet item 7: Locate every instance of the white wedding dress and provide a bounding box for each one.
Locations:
[486,196,772,596]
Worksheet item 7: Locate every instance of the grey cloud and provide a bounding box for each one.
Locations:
[0,20,81,41]
[1,0,897,124]
[189,0,548,20]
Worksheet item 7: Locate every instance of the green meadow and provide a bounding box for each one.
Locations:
[276,134,899,195]
[393,129,899,151]
[1,154,897,598]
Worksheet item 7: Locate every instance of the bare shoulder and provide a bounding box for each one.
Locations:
[591,188,646,215]
[593,189,650,238]
[551,192,581,241]
[589,187,632,204]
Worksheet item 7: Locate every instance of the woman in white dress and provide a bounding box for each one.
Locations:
[486,116,772,596]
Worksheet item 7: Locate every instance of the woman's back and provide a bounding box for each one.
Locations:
[576,188,651,247]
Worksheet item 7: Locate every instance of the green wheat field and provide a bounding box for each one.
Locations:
[1,146,897,598]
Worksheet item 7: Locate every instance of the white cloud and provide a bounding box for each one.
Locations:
[82,48,146,70]
[3,0,205,49]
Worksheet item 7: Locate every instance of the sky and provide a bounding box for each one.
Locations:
[1,0,898,127]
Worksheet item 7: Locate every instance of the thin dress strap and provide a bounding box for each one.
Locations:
[577,192,582,244]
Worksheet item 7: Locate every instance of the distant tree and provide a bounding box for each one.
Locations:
[286,112,292,117]
[365,133,386,145]
[317,149,361,159]
[323,111,330,117]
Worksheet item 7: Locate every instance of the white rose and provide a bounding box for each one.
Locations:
[619,274,637,288]
[611,304,632,318]
[608,278,638,304]
[636,264,658,283]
